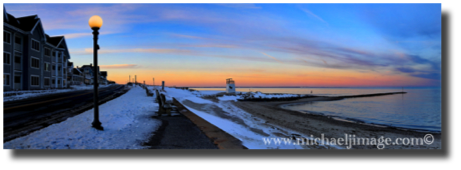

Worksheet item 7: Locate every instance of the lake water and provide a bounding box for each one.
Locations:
[192,87,442,133]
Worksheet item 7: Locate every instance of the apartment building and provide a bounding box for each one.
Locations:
[4,7,71,91]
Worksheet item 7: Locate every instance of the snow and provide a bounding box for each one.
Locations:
[165,87,215,104]
[4,86,161,149]
[3,85,112,102]
[217,95,242,101]
[244,91,301,99]
[163,87,330,149]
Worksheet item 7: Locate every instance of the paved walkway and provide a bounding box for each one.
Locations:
[145,115,218,149]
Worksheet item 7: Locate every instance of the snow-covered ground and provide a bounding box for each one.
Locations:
[164,87,326,149]
[4,86,161,149]
[3,85,113,102]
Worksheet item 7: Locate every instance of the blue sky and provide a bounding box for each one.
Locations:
[4,3,441,87]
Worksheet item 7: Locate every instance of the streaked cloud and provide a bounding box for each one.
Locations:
[70,48,194,55]
[100,64,138,69]
[300,8,328,24]
[63,33,92,39]
[261,52,283,63]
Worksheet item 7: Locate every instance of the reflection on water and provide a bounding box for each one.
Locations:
[193,87,441,132]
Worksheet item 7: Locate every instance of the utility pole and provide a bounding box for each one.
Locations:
[135,75,137,86]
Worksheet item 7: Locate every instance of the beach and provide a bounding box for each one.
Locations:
[158,86,442,149]
[231,97,442,149]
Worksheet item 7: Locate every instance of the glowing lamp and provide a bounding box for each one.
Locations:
[89,15,103,29]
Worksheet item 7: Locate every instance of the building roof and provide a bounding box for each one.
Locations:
[5,13,21,28]
[72,68,83,75]
[46,34,64,46]
[15,15,39,32]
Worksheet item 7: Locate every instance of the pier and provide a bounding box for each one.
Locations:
[237,91,407,102]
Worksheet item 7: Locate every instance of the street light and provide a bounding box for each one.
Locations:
[89,15,103,130]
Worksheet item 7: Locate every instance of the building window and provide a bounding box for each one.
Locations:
[52,65,56,70]
[58,66,61,71]
[15,56,21,63]
[52,79,55,84]
[4,31,11,44]
[63,80,66,86]
[4,52,11,64]
[15,36,21,45]
[4,74,10,85]
[44,63,50,71]
[31,76,40,86]
[31,39,40,51]
[45,48,51,56]
[31,57,40,69]
[58,80,61,85]
[44,78,50,86]
[14,76,20,83]
[53,51,56,57]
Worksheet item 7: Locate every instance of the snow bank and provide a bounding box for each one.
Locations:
[163,87,311,149]
[217,95,242,101]
[243,91,301,99]
[165,88,215,104]
[4,86,161,149]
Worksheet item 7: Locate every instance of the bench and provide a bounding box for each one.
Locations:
[155,89,172,116]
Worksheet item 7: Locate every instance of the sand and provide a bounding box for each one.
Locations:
[230,97,441,149]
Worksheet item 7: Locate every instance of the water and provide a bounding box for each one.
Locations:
[192,87,441,133]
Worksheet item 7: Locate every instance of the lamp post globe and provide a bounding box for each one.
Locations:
[89,15,103,29]
[89,15,104,130]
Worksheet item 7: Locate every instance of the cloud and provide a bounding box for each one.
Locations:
[169,33,206,40]
[63,33,92,39]
[217,4,262,9]
[70,48,194,55]
[396,67,416,73]
[100,64,137,69]
[62,31,116,39]
[261,52,283,63]
[300,8,328,24]
[181,44,237,48]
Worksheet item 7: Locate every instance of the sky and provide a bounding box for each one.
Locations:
[4,3,442,87]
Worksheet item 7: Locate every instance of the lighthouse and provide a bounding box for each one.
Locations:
[226,78,236,94]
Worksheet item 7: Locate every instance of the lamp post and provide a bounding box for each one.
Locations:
[89,15,104,130]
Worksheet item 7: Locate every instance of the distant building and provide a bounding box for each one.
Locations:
[69,67,84,85]
[100,71,107,85]
[226,78,236,94]
[3,6,71,90]
[78,64,108,85]
[80,64,96,85]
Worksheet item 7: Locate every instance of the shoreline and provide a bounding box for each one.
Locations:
[230,96,441,149]
[279,101,441,134]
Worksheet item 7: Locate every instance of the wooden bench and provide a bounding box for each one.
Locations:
[155,89,172,116]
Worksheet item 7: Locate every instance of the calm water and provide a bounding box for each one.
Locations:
[193,87,441,132]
